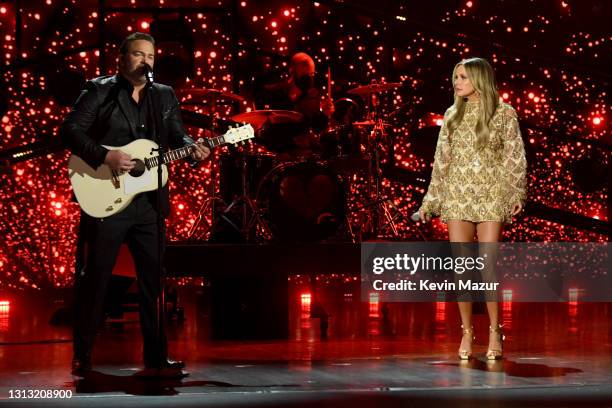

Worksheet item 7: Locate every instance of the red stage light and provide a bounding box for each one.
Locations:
[568,287,583,303]
[0,301,8,332]
[592,117,602,125]
[300,293,311,318]
[502,289,513,302]
[140,21,149,30]
[368,292,380,318]
[435,301,446,322]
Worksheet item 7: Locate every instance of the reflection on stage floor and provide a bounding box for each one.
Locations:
[0,280,610,407]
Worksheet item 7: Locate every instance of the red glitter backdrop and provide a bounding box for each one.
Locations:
[0,0,609,289]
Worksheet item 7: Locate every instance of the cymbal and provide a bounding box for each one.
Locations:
[353,120,390,127]
[177,88,245,103]
[348,82,402,96]
[232,110,304,130]
[353,120,375,127]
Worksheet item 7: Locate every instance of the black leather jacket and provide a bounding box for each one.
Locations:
[60,74,195,216]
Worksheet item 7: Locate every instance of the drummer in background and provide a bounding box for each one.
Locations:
[255,52,334,157]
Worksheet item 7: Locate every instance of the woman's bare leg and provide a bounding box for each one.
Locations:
[448,220,477,357]
[476,221,504,357]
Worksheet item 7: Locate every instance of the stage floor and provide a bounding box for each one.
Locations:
[0,286,611,407]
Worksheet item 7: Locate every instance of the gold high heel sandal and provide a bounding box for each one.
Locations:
[458,325,474,360]
[486,325,505,360]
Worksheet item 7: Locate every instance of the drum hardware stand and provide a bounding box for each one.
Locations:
[345,214,357,243]
[186,184,226,240]
[360,96,402,238]
[186,103,228,241]
[337,174,358,243]
[359,119,427,240]
[384,199,428,241]
[347,195,399,238]
[341,81,428,240]
[217,143,273,242]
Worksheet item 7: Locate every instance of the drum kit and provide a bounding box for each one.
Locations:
[185,81,412,243]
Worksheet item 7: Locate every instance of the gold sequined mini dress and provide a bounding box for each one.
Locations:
[419,101,527,224]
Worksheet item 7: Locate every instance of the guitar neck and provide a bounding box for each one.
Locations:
[146,135,226,168]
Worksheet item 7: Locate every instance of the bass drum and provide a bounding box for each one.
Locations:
[256,161,346,242]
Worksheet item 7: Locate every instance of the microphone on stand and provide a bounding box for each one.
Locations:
[143,63,154,84]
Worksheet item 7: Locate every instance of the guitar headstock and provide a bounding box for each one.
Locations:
[224,124,255,146]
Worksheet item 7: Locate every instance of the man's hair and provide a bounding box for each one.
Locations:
[118,32,155,55]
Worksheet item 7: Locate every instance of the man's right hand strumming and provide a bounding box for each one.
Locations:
[104,150,135,172]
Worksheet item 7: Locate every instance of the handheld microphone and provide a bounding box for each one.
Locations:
[411,211,430,223]
[143,63,154,84]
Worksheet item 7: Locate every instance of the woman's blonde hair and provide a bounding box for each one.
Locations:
[446,57,499,149]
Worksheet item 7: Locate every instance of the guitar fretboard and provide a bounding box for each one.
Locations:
[145,135,226,168]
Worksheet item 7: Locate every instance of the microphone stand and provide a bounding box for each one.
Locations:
[145,64,167,369]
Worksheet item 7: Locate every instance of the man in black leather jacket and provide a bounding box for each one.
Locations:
[61,32,209,377]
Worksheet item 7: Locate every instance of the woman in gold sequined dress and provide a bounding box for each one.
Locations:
[418,57,527,360]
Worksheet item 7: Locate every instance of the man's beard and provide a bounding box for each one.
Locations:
[127,67,146,83]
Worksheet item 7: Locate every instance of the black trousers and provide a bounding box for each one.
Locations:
[73,194,167,366]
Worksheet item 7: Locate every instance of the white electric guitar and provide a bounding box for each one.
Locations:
[68,124,254,218]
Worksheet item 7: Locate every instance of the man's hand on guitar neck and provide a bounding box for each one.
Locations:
[104,150,135,172]
[191,143,210,162]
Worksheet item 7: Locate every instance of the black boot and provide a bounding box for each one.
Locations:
[137,357,187,378]
[145,358,185,370]
[71,354,92,376]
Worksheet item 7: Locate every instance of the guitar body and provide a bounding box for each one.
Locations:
[67,124,254,218]
[68,139,168,218]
